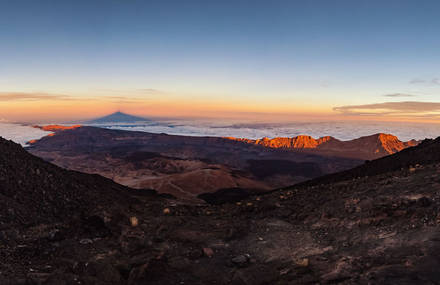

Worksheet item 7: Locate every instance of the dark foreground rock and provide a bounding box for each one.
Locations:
[2,136,440,284]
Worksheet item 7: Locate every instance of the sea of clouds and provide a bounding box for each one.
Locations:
[90,119,440,142]
[0,123,52,146]
[1,120,439,146]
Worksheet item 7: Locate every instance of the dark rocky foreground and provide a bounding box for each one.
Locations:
[2,137,440,284]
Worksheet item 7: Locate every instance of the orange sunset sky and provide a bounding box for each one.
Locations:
[1,1,440,124]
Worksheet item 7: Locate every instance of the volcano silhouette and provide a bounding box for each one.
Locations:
[87,111,151,124]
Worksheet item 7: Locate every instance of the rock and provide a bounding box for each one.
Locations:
[203,247,214,258]
[130,216,139,227]
[232,254,250,265]
[80,238,93,245]
[296,258,309,267]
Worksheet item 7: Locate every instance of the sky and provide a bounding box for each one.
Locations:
[1,0,440,123]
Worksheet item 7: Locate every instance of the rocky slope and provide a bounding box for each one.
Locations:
[295,136,440,188]
[227,133,419,160]
[0,137,135,226]
[0,137,170,283]
[2,134,440,284]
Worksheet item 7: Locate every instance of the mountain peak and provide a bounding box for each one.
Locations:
[226,135,337,149]
[86,111,151,124]
[225,133,418,160]
[351,133,419,156]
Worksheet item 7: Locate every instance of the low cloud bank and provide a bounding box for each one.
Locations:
[98,120,440,142]
[333,101,440,118]
[0,123,51,146]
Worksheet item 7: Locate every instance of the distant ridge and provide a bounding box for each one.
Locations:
[226,133,419,160]
[34,124,82,132]
[293,135,440,188]
[225,135,335,149]
[86,111,150,124]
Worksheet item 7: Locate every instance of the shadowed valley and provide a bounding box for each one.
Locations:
[27,126,417,201]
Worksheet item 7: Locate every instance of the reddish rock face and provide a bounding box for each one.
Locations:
[27,125,82,144]
[34,124,82,132]
[376,133,419,154]
[228,135,335,149]
[226,133,419,160]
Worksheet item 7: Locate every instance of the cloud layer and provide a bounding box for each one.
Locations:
[0,123,52,146]
[409,78,440,85]
[0,92,72,101]
[1,118,439,147]
[333,101,440,118]
[383,93,416,98]
[94,119,440,141]
[0,89,163,103]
